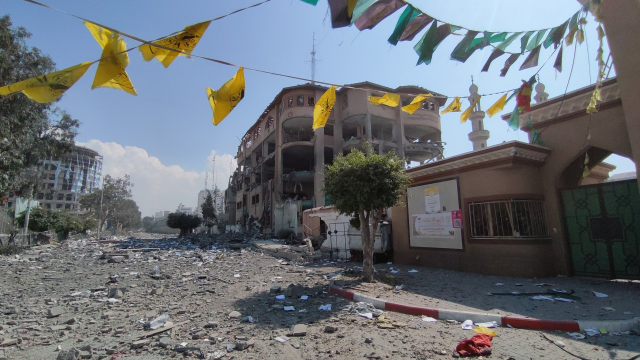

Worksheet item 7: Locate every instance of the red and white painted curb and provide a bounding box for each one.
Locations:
[328,283,640,333]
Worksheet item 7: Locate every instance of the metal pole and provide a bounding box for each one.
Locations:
[23,196,31,235]
[97,185,104,238]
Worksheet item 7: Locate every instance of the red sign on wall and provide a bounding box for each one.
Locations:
[451,210,462,228]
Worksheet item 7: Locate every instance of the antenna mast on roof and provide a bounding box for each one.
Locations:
[310,33,317,84]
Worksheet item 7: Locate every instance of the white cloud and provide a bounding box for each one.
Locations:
[78,140,236,217]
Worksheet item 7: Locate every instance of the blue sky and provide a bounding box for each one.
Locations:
[3,0,634,216]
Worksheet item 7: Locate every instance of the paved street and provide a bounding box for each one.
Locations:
[0,233,638,359]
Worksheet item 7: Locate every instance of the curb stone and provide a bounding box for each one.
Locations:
[328,283,640,333]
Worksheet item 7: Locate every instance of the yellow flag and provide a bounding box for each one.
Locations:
[368,93,400,107]
[486,93,508,118]
[460,97,480,123]
[0,62,92,103]
[207,67,245,126]
[85,22,137,95]
[402,94,432,114]
[313,86,338,130]
[140,21,211,68]
[441,97,462,114]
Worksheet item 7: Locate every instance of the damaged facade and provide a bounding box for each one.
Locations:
[224,82,445,236]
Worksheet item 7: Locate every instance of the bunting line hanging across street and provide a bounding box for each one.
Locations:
[303,0,590,76]
[401,94,432,114]
[6,0,604,131]
[5,0,523,118]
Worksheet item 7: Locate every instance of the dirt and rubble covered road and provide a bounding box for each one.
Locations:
[0,233,639,360]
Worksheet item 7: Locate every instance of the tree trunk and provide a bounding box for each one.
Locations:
[360,210,374,282]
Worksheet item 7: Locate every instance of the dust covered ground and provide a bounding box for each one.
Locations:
[0,233,638,359]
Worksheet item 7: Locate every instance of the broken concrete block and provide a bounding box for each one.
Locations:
[48,306,64,318]
[78,351,91,359]
[290,324,307,336]
[108,256,125,263]
[107,288,124,299]
[56,348,79,360]
[0,338,18,347]
[228,311,241,319]
[131,339,150,349]
[150,288,163,295]
[324,325,338,333]
[159,337,172,348]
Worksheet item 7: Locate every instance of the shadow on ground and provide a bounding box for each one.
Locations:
[230,283,346,331]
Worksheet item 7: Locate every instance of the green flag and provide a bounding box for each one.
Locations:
[520,31,535,54]
[352,0,405,31]
[451,31,507,63]
[388,5,432,45]
[415,22,455,65]
[526,29,548,51]
[496,32,522,51]
[299,0,319,4]
[508,106,521,130]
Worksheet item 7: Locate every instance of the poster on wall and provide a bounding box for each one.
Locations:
[424,187,440,214]
[412,213,454,237]
[407,178,463,250]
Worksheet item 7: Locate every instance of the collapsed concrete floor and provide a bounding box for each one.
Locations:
[0,233,638,359]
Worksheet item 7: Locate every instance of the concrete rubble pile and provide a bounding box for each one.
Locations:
[0,232,417,359]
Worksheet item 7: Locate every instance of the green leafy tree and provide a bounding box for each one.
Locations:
[142,216,154,232]
[79,174,139,233]
[201,191,216,234]
[16,206,51,232]
[0,15,80,196]
[324,143,411,282]
[50,211,81,240]
[166,212,202,238]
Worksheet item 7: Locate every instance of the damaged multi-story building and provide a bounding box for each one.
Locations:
[224,82,444,236]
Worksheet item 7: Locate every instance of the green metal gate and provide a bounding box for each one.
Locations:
[561,179,640,279]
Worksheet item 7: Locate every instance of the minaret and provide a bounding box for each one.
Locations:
[467,83,490,151]
[534,82,549,104]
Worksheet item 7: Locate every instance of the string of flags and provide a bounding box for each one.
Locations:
[303,0,591,76]
[0,0,607,134]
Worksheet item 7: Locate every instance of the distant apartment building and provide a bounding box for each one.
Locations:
[154,211,171,219]
[175,204,193,214]
[224,82,444,234]
[34,145,102,212]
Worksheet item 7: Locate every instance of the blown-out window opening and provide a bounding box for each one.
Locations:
[469,200,549,239]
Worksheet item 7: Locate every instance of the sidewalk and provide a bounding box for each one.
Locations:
[323,261,640,332]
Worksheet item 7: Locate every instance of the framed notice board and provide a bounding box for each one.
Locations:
[407,178,463,250]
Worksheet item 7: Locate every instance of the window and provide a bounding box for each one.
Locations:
[57,193,64,201]
[43,164,49,170]
[422,101,430,110]
[267,116,274,129]
[48,183,54,189]
[56,204,62,209]
[297,95,304,106]
[49,174,55,180]
[288,97,293,107]
[237,202,242,210]
[402,98,411,107]
[308,96,315,106]
[7,202,12,208]
[37,193,44,200]
[66,194,73,201]
[469,200,548,239]
[280,101,285,115]
[255,194,260,204]
[64,204,71,210]
[46,203,51,209]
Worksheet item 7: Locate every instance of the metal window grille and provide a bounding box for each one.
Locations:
[469,200,549,239]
